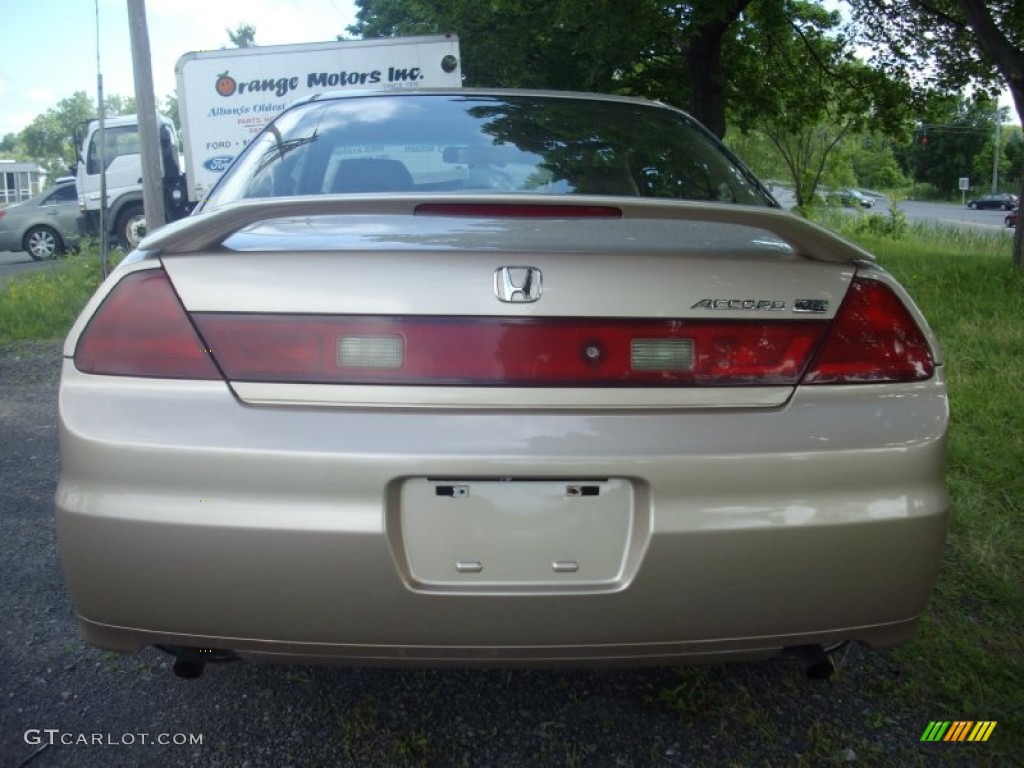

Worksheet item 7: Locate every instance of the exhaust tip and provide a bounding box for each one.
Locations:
[172,659,205,679]
[156,645,238,679]
[804,657,836,680]
[786,644,837,680]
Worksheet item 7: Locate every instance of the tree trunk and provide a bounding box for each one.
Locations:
[682,1,754,139]
[687,34,728,138]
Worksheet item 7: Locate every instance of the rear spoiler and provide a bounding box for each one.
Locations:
[139,194,875,264]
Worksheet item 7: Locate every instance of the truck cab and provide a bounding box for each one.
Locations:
[76,114,191,249]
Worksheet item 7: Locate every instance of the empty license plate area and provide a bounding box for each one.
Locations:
[396,479,635,590]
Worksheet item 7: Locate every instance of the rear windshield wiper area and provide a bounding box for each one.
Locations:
[254,133,319,174]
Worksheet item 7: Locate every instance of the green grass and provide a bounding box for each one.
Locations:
[0,243,119,342]
[821,221,1023,756]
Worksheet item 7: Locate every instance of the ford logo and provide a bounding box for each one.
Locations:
[204,155,234,172]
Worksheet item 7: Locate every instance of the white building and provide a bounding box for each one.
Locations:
[0,161,41,205]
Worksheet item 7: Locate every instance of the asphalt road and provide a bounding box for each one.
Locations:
[897,200,1016,231]
[0,252,61,280]
[0,342,977,768]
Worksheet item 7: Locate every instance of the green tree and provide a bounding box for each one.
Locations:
[104,94,137,116]
[898,95,998,198]
[348,0,912,152]
[18,91,137,182]
[0,132,21,158]
[20,92,95,181]
[346,0,913,207]
[847,0,1024,263]
[728,2,913,207]
[348,0,662,91]
[162,94,179,128]
[1005,127,1024,187]
[226,22,257,48]
[725,129,792,182]
[971,110,1015,193]
[655,1,757,137]
[848,134,910,190]
[348,0,773,138]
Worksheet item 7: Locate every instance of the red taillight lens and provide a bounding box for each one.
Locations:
[72,272,933,388]
[802,278,934,384]
[194,315,827,387]
[75,269,221,379]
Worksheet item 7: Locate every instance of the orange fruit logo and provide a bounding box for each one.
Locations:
[215,72,237,97]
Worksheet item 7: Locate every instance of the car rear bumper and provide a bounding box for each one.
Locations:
[76,616,921,667]
[55,362,949,664]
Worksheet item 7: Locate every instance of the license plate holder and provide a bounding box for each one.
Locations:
[396,478,634,588]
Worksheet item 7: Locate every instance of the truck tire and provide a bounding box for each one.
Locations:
[116,205,147,250]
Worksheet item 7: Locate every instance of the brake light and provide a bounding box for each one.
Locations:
[802,278,934,384]
[75,269,221,379]
[193,314,827,387]
[415,203,622,218]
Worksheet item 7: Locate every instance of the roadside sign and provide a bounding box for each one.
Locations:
[958,177,970,191]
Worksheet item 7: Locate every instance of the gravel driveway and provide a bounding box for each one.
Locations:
[0,341,972,767]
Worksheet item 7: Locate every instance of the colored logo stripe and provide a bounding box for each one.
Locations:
[944,721,973,741]
[921,722,950,742]
[968,722,997,742]
[920,721,997,742]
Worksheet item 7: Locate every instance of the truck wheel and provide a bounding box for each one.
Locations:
[116,205,147,250]
[24,226,65,261]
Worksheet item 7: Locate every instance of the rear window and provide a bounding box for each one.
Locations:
[206,93,774,208]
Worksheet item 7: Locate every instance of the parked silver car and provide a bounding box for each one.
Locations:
[0,181,80,259]
[57,90,948,679]
[830,188,874,208]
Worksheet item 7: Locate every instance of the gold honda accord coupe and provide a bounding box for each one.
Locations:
[56,90,948,679]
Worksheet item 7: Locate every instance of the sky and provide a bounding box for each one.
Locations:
[0,0,359,137]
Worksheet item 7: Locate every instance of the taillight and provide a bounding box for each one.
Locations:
[75,269,221,379]
[193,314,827,387]
[802,278,934,384]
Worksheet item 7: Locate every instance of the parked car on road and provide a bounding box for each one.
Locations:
[829,187,874,208]
[0,181,79,260]
[57,90,948,680]
[967,193,1018,210]
[1006,208,1018,227]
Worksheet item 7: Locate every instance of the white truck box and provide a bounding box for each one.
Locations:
[176,35,462,201]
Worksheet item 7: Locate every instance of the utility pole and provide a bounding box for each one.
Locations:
[95,0,109,277]
[126,0,166,241]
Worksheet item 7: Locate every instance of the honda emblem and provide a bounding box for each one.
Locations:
[494,267,543,303]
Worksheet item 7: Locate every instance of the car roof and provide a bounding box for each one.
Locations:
[300,87,677,112]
